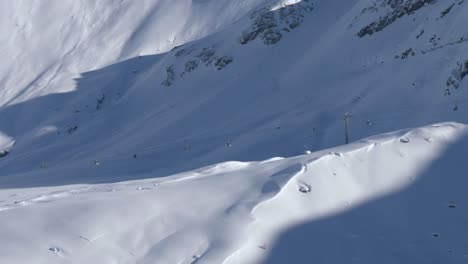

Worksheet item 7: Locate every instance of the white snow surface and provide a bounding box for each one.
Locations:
[1,123,467,263]
[1,0,467,183]
[1,0,468,263]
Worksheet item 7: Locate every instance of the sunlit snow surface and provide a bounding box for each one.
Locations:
[1,0,468,263]
[1,123,467,263]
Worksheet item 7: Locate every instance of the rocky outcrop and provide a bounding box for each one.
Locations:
[461,59,468,79]
[358,0,438,37]
[162,45,234,86]
[161,65,176,87]
[0,150,9,158]
[240,1,314,45]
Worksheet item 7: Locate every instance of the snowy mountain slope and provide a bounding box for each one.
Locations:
[1,1,468,262]
[0,123,466,264]
[0,0,274,106]
[1,0,468,187]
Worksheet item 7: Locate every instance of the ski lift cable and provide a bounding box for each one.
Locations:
[92,100,459,161]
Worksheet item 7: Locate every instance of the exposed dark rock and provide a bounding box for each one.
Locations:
[214,56,233,70]
[161,65,175,87]
[67,126,78,135]
[174,45,195,58]
[299,182,312,193]
[429,34,441,47]
[400,48,416,59]
[461,60,468,79]
[96,94,105,110]
[445,88,451,96]
[197,48,217,65]
[399,137,410,143]
[416,29,424,39]
[443,60,467,94]
[421,37,467,54]
[263,30,282,45]
[240,1,314,45]
[0,150,9,158]
[184,60,199,72]
[440,3,455,17]
[358,0,438,38]
[446,76,459,89]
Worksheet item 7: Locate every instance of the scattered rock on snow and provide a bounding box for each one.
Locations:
[215,56,234,70]
[240,2,314,45]
[440,3,455,18]
[399,48,416,59]
[328,152,342,157]
[399,137,410,143]
[448,202,457,208]
[164,46,234,85]
[173,45,195,58]
[48,247,64,255]
[67,126,78,135]
[96,94,105,110]
[0,150,9,158]
[424,137,433,143]
[197,47,218,65]
[358,0,438,38]
[161,65,176,87]
[298,182,311,193]
[460,59,468,79]
[184,60,199,73]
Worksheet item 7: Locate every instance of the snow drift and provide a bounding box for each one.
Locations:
[1,123,467,263]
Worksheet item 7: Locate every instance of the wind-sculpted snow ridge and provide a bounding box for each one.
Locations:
[227,122,468,263]
[1,123,467,263]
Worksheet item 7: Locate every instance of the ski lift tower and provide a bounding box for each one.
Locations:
[344,112,351,144]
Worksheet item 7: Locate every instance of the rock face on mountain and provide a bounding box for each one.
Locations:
[358,0,438,37]
[239,1,314,45]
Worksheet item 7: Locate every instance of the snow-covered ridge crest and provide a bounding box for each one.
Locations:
[225,122,468,263]
[1,122,467,263]
[270,0,307,10]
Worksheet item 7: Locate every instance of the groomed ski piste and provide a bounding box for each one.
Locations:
[1,0,468,263]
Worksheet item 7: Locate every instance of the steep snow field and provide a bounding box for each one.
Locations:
[1,0,467,184]
[1,0,468,263]
[1,123,467,263]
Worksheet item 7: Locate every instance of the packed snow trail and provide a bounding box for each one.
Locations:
[1,123,467,263]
